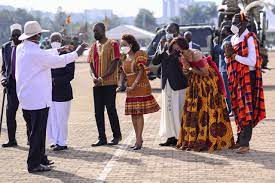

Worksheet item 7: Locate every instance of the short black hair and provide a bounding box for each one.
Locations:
[94,22,106,32]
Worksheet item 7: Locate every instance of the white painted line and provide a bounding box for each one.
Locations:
[95,130,135,183]
[95,94,161,182]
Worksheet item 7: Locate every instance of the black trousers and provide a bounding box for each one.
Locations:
[23,108,49,170]
[5,78,27,142]
[93,85,121,140]
[237,71,256,147]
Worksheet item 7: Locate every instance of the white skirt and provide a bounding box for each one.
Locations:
[159,80,186,138]
[47,101,71,146]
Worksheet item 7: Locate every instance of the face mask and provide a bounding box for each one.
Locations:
[94,33,103,41]
[231,23,241,35]
[120,46,131,54]
[51,42,61,49]
[166,33,174,40]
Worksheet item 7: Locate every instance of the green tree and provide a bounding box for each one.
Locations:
[0,8,35,44]
[134,9,158,32]
[178,3,217,25]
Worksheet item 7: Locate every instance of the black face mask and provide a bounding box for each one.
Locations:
[94,33,103,41]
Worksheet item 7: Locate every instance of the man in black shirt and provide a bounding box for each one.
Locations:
[46,32,75,151]
[153,23,188,146]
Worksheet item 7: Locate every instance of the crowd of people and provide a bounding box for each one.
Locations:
[0,12,266,173]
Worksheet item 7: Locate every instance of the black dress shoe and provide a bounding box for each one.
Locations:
[50,144,56,148]
[28,164,51,173]
[2,141,18,148]
[91,140,107,147]
[53,144,68,151]
[108,137,122,145]
[42,160,54,166]
[133,146,142,150]
[159,137,175,147]
[171,139,178,146]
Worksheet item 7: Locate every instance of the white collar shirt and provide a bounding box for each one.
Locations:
[231,29,256,71]
[15,40,78,110]
[189,41,193,49]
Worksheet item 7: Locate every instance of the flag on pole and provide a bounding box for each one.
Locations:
[103,15,110,30]
[65,15,71,24]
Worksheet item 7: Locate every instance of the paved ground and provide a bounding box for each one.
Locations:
[0,52,274,183]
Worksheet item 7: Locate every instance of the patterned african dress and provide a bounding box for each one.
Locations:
[177,56,235,152]
[122,50,160,115]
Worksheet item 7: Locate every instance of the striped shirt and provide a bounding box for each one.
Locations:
[87,39,120,86]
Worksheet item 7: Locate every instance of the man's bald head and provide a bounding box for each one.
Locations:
[184,31,192,43]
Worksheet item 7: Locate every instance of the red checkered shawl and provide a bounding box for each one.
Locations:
[227,32,266,131]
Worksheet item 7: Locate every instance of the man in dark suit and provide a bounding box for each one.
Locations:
[1,23,26,147]
[184,31,201,50]
[46,32,75,151]
[152,23,189,147]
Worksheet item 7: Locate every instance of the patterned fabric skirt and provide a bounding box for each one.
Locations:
[176,67,235,152]
[125,95,160,115]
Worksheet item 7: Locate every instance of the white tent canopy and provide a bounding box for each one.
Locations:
[106,25,155,40]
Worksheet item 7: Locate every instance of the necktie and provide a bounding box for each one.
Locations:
[11,46,16,80]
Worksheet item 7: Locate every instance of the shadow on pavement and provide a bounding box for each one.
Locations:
[36,169,96,183]
[106,144,275,170]
[214,149,275,170]
[106,145,230,166]
[15,146,142,166]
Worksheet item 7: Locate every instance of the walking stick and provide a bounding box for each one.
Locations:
[0,88,7,136]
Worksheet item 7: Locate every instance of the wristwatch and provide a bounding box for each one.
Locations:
[188,67,193,71]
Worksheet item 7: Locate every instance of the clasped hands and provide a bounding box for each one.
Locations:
[93,77,103,87]
[224,42,236,59]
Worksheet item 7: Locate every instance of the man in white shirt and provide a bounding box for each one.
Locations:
[225,13,266,154]
[16,21,87,173]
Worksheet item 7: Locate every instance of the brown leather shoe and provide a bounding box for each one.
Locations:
[236,146,250,154]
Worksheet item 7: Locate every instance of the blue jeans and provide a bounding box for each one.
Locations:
[221,71,232,114]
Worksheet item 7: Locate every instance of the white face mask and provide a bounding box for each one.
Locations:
[166,33,174,40]
[51,42,62,49]
[120,46,131,54]
[230,24,240,35]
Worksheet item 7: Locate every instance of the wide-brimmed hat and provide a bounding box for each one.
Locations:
[19,21,49,40]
